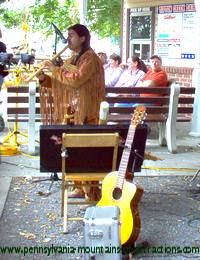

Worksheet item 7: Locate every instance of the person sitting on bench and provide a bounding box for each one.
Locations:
[136,55,168,91]
[114,56,147,107]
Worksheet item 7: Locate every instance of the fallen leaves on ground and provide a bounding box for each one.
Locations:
[37,191,52,197]
[43,237,51,243]
[46,212,56,221]
[19,231,36,240]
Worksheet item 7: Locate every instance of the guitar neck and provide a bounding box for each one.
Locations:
[116,124,136,189]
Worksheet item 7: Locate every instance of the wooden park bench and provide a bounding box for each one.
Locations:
[105,82,195,153]
[5,82,195,153]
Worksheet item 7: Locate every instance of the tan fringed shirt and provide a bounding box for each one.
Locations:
[39,48,105,125]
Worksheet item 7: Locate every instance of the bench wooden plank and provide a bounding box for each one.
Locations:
[177,107,193,114]
[180,87,195,94]
[106,96,169,104]
[109,106,169,114]
[105,87,170,94]
[7,86,39,93]
[7,108,40,114]
[107,114,167,123]
[7,118,41,122]
[105,86,195,95]
[7,96,40,103]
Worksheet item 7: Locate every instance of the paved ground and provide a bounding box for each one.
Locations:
[0,122,200,259]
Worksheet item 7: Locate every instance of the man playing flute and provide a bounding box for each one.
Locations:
[37,23,105,201]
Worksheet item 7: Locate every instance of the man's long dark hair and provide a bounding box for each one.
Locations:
[68,23,91,65]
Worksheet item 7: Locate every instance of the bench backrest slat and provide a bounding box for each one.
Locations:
[178,97,194,104]
[107,96,169,105]
[109,106,169,114]
[105,87,170,94]
[7,96,40,103]
[7,86,39,93]
[7,107,40,114]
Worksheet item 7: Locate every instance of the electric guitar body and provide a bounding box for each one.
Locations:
[97,105,146,246]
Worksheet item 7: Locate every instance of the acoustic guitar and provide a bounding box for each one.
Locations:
[97,105,146,246]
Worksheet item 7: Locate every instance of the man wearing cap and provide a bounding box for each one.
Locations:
[38,24,105,200]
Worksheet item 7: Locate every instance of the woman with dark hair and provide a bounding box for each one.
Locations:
[114,56,147,108]
[115,56,147,87]
[38,24,105,200]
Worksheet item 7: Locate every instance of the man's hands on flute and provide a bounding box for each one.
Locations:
[42,60,56,73]
[36,60,57,83]
[36,70,46,82]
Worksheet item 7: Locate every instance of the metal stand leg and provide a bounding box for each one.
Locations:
[191,169,200,182]
[33,172,61,191]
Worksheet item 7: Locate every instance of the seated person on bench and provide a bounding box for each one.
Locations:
[136,55,168,106]
[114,56,147,107]
[114,55,168,108]
[136,55,168,90]
[105,53,123,87]
[115,56,147,88]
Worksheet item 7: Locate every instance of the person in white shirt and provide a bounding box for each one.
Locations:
[104,53,123,87]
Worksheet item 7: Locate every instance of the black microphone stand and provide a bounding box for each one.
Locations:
[52,23,67,45]
[53,30,58,55]
[52,23,67,66]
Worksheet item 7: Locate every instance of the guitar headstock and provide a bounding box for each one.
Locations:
[131,105,147,126]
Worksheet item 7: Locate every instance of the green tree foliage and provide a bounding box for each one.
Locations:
[0,9,22,28]
[29,0,79,35]
[0,0,121,41]
[87,0,121,43]
[0,0,79,36]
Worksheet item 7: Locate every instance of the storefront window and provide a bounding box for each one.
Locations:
[129,8,152,60]
[132,43,150,61]
[130,16,151,40]
[141,44,150,60]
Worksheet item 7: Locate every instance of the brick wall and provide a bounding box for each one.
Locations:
[163,66,193,88]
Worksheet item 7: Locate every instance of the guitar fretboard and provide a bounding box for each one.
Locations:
[116,124,136,189]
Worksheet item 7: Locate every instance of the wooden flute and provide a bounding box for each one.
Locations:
[25,45,69,82]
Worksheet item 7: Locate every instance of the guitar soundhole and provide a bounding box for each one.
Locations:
[112,187,122,200]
